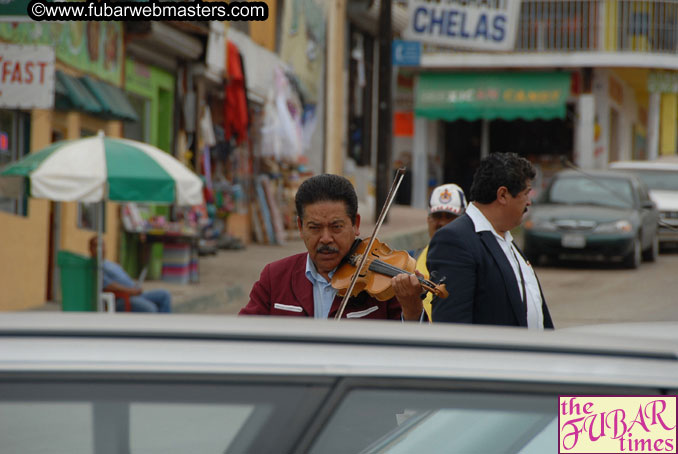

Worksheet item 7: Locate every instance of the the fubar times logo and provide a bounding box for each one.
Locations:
[559,396,677,453]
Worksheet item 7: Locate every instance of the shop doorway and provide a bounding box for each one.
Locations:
[441,105,574,198]
[609,108,620,162]
[46,201,62,303]
[441,120,482,196]
[45,130,66,303]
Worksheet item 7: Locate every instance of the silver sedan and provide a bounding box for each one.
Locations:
[0,313,677,453]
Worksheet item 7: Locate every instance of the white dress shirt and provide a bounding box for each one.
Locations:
[466,203,545,330]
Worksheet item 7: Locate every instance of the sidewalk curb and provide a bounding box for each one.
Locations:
[174,285,246,313]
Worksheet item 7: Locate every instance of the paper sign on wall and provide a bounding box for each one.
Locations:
[0,44,55,109]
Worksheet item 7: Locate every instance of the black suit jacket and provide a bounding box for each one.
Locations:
[427,214,554,328]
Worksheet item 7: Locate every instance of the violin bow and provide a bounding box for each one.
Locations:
[335,168,406,320]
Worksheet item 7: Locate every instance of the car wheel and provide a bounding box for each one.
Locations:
[624,237,642,269]
[642,234,659,262]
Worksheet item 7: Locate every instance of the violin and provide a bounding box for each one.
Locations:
[332,168,447,320]
[331,237,449,302]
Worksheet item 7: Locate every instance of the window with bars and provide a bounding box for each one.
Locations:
[0,110,30,217]
[515,0,678,53]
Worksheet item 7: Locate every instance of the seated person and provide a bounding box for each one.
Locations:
[89,237,171,313]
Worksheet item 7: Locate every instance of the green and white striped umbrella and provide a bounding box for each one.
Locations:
[0,131,203,206]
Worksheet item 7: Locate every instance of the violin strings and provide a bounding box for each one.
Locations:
[353,254,440,292]
[369,259,437,289]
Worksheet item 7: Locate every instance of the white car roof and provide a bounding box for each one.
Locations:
[1,313,677,388]
[610,159,678,171]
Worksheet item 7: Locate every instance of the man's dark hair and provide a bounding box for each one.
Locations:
[470,152,536,204]
[295,174,358,223]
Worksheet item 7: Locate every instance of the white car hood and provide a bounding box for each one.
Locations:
[650,190,678,211]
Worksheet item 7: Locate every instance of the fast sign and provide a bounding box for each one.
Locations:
[0,44,55,109]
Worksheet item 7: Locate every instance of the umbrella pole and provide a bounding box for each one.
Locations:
[96,201,104,312]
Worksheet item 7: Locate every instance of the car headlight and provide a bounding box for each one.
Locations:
[593,220,632,233]
[524,219,557,231]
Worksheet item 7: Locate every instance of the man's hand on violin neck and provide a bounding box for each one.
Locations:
[391,273,424,321]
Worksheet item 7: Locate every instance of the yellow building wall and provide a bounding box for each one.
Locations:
[604,0,618,51]
[0,110,123,312]
[249,0,277,51]
[613,68,649,110]
[0,110,52,311]
[660,93,677,156]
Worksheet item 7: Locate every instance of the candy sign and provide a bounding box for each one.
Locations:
[0,44,55,109]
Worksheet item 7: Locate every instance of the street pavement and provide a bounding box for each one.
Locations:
[36,202,678,329]
[142,205,429,314]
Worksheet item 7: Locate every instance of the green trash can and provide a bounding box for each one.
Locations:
[149,242,164,280]
[57,251,96,311]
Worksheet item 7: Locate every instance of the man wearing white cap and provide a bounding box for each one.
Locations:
[415,183,467,320]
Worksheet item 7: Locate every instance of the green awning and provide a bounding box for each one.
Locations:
[416,72,572,121]
[54,71,139,122]
[81,76,139,122]
[55,71,104,116]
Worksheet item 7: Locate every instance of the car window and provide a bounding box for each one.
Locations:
[0,380,330,454]
[308,389,555,454]
[637,182,651,204]
[542,176,634,209]
[616,169,678,191]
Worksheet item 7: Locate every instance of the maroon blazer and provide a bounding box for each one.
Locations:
[239,253,403,319]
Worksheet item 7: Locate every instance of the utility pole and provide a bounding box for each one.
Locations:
[325,0,347,175]
[375,0,392,222]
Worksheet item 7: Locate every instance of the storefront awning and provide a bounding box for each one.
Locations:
[55,71,103,116]
[415,72,571,121]
[81,76,139,122]
[54,71,139,122]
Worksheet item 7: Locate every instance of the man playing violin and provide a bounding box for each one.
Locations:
[239,174,425,320]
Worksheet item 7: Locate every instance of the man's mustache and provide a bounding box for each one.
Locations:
[317,245,339,254]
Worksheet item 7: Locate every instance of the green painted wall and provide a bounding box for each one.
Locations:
[124,57,175,153]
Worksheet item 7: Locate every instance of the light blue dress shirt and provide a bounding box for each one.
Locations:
[305,254,338,319]
[102,260,136,289]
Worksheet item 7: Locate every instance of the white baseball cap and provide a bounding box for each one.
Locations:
[429,183,467,215]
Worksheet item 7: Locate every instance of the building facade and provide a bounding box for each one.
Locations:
[398,0,678,206]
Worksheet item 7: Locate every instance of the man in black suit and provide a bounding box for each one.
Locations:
[427,153,554,329]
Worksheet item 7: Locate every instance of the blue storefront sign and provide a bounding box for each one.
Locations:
[392,40,421,67]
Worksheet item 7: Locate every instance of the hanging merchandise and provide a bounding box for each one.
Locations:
[199,106,216,191]
[200,105,217,149]
[206,21,226,77]
[224,40,249,145]
[201,145,213,190]
[260,67,304,161]
[182,67,196,134]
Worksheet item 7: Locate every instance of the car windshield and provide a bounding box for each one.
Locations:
[309,389,554,454]
[541,176,634,209]
[614,169,678,191]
